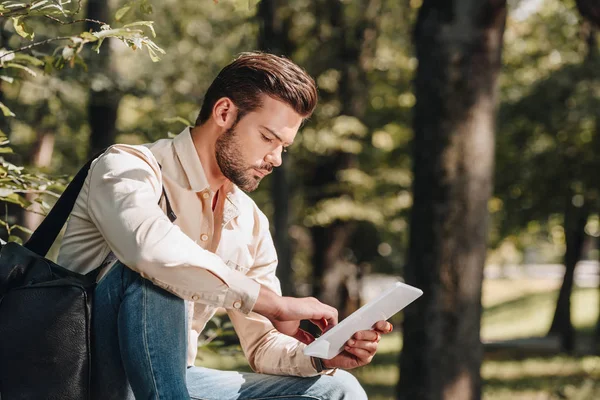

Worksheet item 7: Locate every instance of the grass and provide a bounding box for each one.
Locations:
[195,278,600,399]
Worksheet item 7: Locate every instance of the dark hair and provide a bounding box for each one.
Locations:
[195,52,318,126]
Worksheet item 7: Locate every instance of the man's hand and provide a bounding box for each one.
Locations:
[321,320,393,370]
[252,286,338,343]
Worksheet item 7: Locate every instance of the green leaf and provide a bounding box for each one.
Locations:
[115,5,131,22]
[0,76,14,83]
[30,0,50,11]
[13,53,45,66]
[80,32,99,42]
[123,21,157,38]
[0,188,14,197]
[147,47,160,62]
[12,16,35,40]
[0,102,15,117]
[0,147,14,154]
[11,224,32,235]
[8,235,23,245]
[163,116,192,126]
[0,193,31,208]
[5,62,37,77]
[92,38,105,53]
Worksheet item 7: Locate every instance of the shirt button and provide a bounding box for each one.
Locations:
[200,234,209,242]
[192,294,199,301]
[202,191,210,199]
[233,301,242,309]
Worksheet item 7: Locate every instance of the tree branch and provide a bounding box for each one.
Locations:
[0,36,72,59]
[44,15,105,27]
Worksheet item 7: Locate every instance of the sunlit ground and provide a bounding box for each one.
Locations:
[195,279,600,399]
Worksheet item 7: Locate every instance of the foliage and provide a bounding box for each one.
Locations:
[490,0,600,264]
[0,0,163,239]
[0,135,66,242]
[4,0,596,275]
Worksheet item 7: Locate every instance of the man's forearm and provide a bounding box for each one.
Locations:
[252,285,282,319]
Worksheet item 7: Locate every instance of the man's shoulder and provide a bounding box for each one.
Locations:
[92,143,162,180]
[96,138,176,167]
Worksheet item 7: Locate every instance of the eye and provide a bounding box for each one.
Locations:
[261,134,274,143]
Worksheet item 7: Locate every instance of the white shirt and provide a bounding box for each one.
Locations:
[58,128,320,376]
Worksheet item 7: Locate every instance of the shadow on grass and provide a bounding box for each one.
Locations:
[484,286,597,318]
[370,351,399,367]
[484,373,596,392]
[484,290,557,317]
[359,382,395,398]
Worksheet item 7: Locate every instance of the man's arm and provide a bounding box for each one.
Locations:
[87,145,261,312]
[225,211,333,376]
[227,210,395,376]
[87,145,336,332]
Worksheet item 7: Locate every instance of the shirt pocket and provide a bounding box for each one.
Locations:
[217,231,255,274]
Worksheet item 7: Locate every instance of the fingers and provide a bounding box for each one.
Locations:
[319,302,338,327]
[352,330,381,342]
[346,339,378,353]
[307,297,338,326]
[310,317,329,332]
[344,331,380,364]
[293,329,316,345]
[344,343,375,363]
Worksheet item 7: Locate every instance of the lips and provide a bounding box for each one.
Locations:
[253,168,269,178]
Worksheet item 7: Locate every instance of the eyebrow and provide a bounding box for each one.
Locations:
[260,125,293,146]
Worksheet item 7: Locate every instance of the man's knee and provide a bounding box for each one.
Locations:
[318,370,367,400]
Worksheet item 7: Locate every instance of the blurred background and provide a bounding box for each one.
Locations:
[1,0,599,399]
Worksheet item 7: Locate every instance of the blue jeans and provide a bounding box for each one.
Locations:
[92,262,367,399]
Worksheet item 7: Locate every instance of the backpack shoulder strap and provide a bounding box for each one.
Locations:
[24,149,107,256]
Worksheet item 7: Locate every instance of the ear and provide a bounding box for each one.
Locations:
[212,97,238,129]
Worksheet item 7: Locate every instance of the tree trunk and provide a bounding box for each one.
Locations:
[86,0,120,158]
[596,237,600,352]
[397,2,506,400]
[257,0,295,296]
[548,197,589,352]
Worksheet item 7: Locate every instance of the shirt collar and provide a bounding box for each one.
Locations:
[173,127,211,192]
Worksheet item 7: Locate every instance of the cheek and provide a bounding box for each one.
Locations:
[245,140,269,163]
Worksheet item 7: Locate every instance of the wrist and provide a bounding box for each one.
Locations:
[253,285,282,319]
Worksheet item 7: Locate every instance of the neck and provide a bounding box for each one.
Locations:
[189,124,227,192]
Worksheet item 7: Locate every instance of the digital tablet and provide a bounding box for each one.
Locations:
[303,281,423,360]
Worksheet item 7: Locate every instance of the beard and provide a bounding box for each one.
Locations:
[215,126,272,192]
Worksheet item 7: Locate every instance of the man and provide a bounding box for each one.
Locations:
[58,52,392,399]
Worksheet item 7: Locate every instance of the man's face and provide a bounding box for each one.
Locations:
[215,96,303,192]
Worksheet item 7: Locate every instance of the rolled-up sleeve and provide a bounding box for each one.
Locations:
[228,212,327,377]
[86,145,260,314]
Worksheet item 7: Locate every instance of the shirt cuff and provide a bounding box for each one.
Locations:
[222,271,260,314]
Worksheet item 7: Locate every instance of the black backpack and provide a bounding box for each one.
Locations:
[0,155,101,399]
[0,150,176,399]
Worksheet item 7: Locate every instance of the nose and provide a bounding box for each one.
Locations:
[265,146,283,167]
